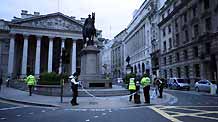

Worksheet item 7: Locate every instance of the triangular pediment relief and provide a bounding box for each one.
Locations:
[12,13,83,32]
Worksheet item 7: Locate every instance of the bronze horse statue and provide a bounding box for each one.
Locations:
[82,13,97,46]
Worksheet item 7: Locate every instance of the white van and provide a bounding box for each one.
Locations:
[168,78,190,91]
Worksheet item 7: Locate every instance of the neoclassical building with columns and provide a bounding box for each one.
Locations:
[0,10,101,78]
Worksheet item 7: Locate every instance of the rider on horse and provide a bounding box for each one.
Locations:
[82,13,96,47]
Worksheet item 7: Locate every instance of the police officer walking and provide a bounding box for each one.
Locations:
[128,78,136,102]
[25,74,36,96]
[69,72,80,106]
[141,74,151,104]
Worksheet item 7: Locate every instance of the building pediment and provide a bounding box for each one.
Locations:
[11,13,83,32]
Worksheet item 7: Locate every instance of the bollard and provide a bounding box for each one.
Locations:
[60,79,64,103]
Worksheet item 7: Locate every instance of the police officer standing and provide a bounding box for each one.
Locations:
[157,78,164,98]
[141,74,151,104]
[69,72,79,106]
[128,78,136,102]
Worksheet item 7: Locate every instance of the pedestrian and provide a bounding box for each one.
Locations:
[134,80,141,104]
[0,76,3,91]
[69,72,80,106]
[25,74,36,96]
[141,74,151,104]
[128,78,136,102]
[157,78,164,98]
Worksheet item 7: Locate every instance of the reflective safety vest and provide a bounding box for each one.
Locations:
[128,79,136,90]
[141,77,151,87]
[26,75,36,86]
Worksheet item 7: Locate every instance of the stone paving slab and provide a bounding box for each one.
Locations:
[0,85,177,109]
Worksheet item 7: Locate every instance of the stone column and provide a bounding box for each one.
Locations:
[71,40,76,74]
[59,38,65,74]
[8,35,15,77]
[48,37,53,72]
[21,35,28,78]
[34,36,41,77]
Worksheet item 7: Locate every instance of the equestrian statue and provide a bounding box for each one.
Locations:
[82,13,97,47]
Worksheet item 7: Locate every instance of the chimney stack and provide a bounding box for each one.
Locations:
[34,12,40,16]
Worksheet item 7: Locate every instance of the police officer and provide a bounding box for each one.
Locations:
[25,75,36,96]
[69,72,79,106]
[141,74,151,104]
[157,78,164,98]
[128,78,136,102]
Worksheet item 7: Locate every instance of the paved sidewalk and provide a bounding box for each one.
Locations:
[0,85,177,109]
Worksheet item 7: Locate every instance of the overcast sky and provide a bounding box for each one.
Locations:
[0,0,165,39]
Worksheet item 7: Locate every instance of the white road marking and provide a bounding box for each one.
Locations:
[102,113,106,116]
[86,119,90,122]
[0,106,27,111]
[41,110,46,113]
[16,115,21,117]
[148,106,183,122]
[94,116,99,118]
[0,118,6,120]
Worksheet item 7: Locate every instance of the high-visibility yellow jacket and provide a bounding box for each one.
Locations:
[128,78,136,90]
[141,77,151,87]
[25,75,36,86]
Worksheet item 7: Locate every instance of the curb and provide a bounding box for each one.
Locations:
[0,96,59,107]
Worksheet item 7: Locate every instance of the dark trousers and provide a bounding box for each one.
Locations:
[158,86,163,98]
[143,85,150,103]
[71,86,78,104]
[28,85,33,96]
[129,90,135,101]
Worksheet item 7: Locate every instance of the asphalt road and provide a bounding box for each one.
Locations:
[0,89,218,122]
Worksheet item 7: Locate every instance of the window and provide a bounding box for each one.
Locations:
[184,50,188,60]
[206,42,211,54]
[167,9,170,15]
[168,25,171,33]
[194,24,199,37]
[175,20,178,31]
[205,17,212,31]
[163,28,166,37]
[169,55,172,64]
[176,33,180,46]
[183,12,187,23]
[170,69,173,77]
[169,38,172,49]
[185,30,189,42]
[193,6,196,17]
[176,52,180,62]
[162,14,165,20]
[204,0,210,10]
[185,66,189,78]
[164,70,167,79]
[193,46,198,57]
[164,57,167,65]
[194,64,200,77]
[177,67,181,78]
[163,41,167,51]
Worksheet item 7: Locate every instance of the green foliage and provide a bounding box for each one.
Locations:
[124,73,136,84]
[39,72,67,85]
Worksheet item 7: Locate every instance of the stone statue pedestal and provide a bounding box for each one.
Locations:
[79,45,112,88]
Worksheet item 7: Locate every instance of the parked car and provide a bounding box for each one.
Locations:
[195,80,215,92]
[117,78,123,83]
[168,78,190,91]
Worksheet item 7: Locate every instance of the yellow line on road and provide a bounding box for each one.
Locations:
[148,106,183,122]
